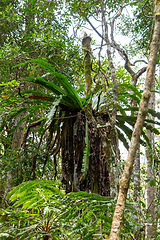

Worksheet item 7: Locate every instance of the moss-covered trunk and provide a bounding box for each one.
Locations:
[82,33,92,97]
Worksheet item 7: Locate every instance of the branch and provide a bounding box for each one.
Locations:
[135,67,147,84]
[101,0,118,127]
[142,0,154,18]
[85,16,104,40]
[110,3,124,43]
[133,59,148,65]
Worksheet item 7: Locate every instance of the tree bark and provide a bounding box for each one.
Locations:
[3,113,26,207]
[109,2,160,239]
[133,145,141,239]
[146,78,157,239]
[82,33,92,97]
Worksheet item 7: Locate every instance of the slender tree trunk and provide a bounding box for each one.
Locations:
[132,80,141,239]
[146,78,157,239]
[133,145,141,239]
[109,2,160,239]
[3,113,26,207]
[82,33,92,97]
[101,0,119,196]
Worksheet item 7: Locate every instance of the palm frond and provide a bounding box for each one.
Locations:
[116,128,129,149]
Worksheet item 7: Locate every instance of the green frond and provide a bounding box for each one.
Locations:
[116,115,136,125]
[53,72,80,97]
[118,92,140,105]
[7,180,64,209]
[129,93,140,104]
[116,128,129,149]
[11,109,41,134]
[117,105,127,117]
[17,59,83,108]
[14,60,31,68]
[118,95,130,106]
[116,120,132,141]
[148,108,160,119]
[63,94,82,108]
[19,76,66,96]
[61,95,81,109]
[31,58,55,73]
[0,106,31,132]
[141,130,150,147]
[143,122,160,135]
[120,83,142,98]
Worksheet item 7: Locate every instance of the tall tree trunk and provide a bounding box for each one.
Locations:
[146,78,157,239]
[132,79,141,239]
[109,2,160,239]
[101,0,119,196]
[3,113,26,207]
[133,145,141,239]
[82,33,92,97]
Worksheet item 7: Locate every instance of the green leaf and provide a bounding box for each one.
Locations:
[19,76,66,96]
[150,179,156,186]
[116,128,129,149]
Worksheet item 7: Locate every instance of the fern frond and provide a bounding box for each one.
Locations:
[7,180,64,209]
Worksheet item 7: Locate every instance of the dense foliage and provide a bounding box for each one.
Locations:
[0,0,160,239]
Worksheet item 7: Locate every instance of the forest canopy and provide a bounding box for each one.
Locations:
[0,0,160,239]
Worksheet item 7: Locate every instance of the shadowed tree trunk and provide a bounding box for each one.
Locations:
[109,2,160,239]
[3,113,26,207]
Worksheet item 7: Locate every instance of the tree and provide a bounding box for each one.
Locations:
[109,1,160,239]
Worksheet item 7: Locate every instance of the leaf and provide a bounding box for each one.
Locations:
[116,128,129,149]
[13,59,31,68]
[150,179,156,186]
[117,104,127,117]
[120,83,142,98]
[53,72,83,108]
[116,120,132,141]
[45,96,62,126]
[0,107,29,132]
[19,76,66,96]
[7,180,64,210]
[17,59,83,108]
